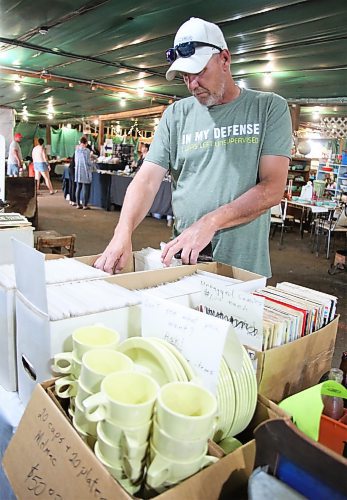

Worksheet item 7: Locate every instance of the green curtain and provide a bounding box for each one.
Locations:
[50,128,83,158]
[14,123,38,159]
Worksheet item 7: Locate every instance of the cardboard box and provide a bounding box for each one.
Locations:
[0,248,127,392]
[246,316,339,402]
[2,381,286,499]
[0,253,84,392]
[108,264,338,403]
[13,242,140,405]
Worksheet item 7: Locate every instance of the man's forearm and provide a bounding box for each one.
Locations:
[202,155,288,233]
[203,178,280,232]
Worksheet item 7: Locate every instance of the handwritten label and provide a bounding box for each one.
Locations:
[140,292,242,393]
[199,278,264,350]
[24,463,62,499]
[20,406,108,499]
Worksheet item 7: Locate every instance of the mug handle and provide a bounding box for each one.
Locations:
[146,453,171,489]
[201,454,219,468]
[82,392,107,422]
[55,376,78,398]
[52,352,74,375]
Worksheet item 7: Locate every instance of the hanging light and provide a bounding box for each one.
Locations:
[14,81,21,91]
[263,73,272,86]
[312,108,320,121]
[22,106,29,122]
[137,81,145,97]
[120,97,126,107]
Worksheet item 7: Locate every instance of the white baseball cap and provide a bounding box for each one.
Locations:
[166,17,228,81]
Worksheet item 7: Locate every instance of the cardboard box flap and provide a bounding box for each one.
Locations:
[3,383,130,500]
[13,238,48,313]
[2,380,259,500]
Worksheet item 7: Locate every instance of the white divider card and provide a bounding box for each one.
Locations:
[140,292,242,394]
[12,238,48,314]
[199,276,264,350]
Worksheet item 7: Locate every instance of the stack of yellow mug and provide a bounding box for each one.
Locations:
[83,371,159,494]
[53,326,219,495]
[146,382,218,494]
[53,325,127,447]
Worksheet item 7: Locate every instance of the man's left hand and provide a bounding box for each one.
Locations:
[161,218,215,266]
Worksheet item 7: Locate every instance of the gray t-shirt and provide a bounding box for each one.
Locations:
[146,88,292,277]
[8,140,22,165]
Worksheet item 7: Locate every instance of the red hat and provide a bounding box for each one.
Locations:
[14,132,23,140]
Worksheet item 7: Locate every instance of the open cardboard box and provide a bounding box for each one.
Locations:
[15,242,265,406]
[3,381,288,499]
[107,266,338,403]
[0,252,89,392]
[13,242,141,405]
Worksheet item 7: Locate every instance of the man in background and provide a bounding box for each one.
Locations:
[7,132,23,177]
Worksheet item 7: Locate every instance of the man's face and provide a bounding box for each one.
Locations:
[181,53,226,107]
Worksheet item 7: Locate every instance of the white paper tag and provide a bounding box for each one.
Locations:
[140,292,241,394]
[199,277,264,350]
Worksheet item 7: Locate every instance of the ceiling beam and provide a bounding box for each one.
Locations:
[0,65,176,102]
[97,105,167,121]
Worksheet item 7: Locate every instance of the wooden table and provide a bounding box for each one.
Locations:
[286,199,336,238]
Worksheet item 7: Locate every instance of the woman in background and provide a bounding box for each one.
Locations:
[32,138,56,194]
[75,136,94,210]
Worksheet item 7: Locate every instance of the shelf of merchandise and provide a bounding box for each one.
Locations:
[316,163,347,197]
[288,157,311,195]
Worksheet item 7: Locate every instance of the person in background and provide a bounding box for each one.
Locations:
[95,17,292,277]
[75,136,94,210]
[32,138,57,194]
[134,142,150,172]
[7,132,23,177]
[26,156,35,177]
[68,154,77,205]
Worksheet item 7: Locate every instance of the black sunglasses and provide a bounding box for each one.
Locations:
[166,41,222,63]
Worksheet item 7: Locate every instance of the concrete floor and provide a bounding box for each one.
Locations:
[36,181,346,367]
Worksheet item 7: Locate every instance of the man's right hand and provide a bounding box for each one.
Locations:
[93,232,132,274]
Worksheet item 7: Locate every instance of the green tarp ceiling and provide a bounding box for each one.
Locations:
[0,0,346,124]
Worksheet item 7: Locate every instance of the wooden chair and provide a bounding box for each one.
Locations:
[312,203,347,258]
[270,199,290,248]
[36,234,76,257]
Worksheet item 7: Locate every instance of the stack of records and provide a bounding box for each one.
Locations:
[0,213,31,228]
[253,283,337,349]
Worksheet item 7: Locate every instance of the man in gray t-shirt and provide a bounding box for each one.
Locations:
[95,17,292,277]
[7,132,23,177]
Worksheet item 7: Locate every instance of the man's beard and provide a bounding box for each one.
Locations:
[192,82,225,106]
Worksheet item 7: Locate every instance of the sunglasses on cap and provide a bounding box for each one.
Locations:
[166,41,222,63]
